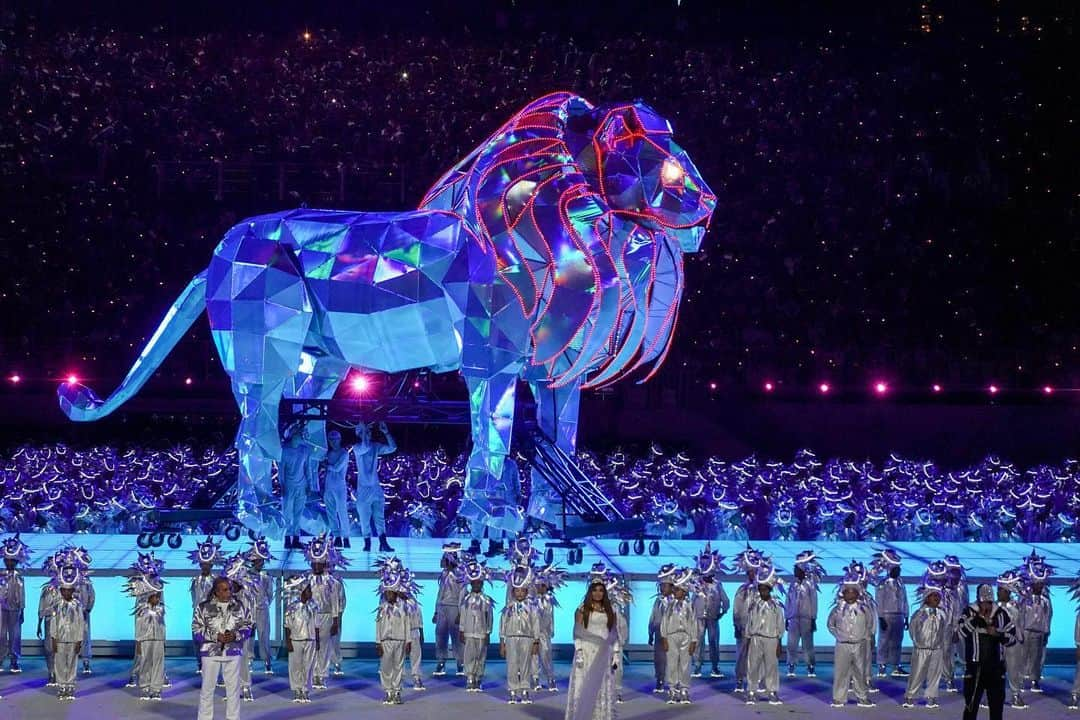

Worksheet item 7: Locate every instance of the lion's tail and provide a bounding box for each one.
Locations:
[58,271,208,421]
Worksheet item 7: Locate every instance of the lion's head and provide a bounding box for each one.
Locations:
[565,98,716,253]
[420,92,715,389]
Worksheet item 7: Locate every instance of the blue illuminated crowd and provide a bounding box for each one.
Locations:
[1,442,1077,543]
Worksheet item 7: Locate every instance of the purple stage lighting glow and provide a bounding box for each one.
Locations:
[763,381,775,392]
[988,384,999,395]
[66,374,78,385]
[1043,385,1054,395]
[9,374,20,384]
[350,374,370,394]
[932,383,943,393]
[873,381,888,395]
[185,377,193,386]
[818,382,830,394]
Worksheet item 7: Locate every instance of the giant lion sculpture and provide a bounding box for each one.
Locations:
[58,92,716,537]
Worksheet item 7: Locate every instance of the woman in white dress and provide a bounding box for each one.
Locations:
[565,581,621,720]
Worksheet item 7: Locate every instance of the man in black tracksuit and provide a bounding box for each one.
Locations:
[957,583,1017,720]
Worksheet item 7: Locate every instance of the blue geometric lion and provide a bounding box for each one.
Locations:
[58,92,716,538]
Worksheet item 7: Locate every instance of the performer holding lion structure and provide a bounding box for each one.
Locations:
[353,422,396,553]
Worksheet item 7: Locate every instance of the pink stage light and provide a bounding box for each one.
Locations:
[350,374,370,393]
[931,383,943,393]
[185,377,193,386]
[1043,385,1054,395]
[9,374,20,384]
[988,384,999,395]
[763,381,775,392]
[708,381,718,391]
[66,374,78,385]
[818,382,831,395]
[873,381,888,395]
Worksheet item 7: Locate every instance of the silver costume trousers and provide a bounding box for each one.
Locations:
[833,640,869,704]
[906,646,944,700]
[288,639,316,693]
[747,635,780,694]
[786,616,815,668]
[379,638,406,693]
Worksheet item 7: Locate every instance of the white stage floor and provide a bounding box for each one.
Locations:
[0,657,1077,719]
[10,534,1080,649]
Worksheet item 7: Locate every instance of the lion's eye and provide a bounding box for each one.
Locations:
[661,158,684,185]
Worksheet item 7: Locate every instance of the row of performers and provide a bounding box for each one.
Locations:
[0,534,1074,714]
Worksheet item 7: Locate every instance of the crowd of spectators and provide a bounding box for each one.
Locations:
[2,3,1076,398]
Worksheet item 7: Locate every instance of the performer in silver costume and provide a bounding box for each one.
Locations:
[691,543,730,679]
[0,534,30,674]
[375,560,419,705]
[322,430,352,545]
[304,535,347,689]
[744,561,784,706]
[192,576,253,720]
[943,554,970,692]
[432,542,465,677]
[131,576,167,701]
[37,566,60,685]
[1019,555,1053,694]
[500,565,540,704]
[660,566,699,705]
[648,564,676,694]
[786,550,823,678]
[329,555,347,677]
[903,575,949,709]
[531,563,565,692]
[50,566,88,701]
[872,549,909,677]
[221,554,258,702]
[123,552,167,698]
[281,422,316,550]
[406,580,425,691]
[731,545,764,694]
[245,537,275,675]
[827,567,876,708]
[188,537,223,675]
[283,575,319,703]
[458,560,494,692]
[1069,567,1080,710]
[353,421,396,553]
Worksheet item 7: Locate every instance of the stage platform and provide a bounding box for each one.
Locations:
[9,534,1080,653]
[0,657,1077,719]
